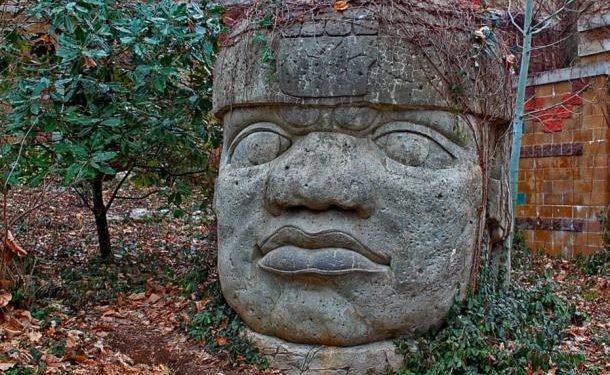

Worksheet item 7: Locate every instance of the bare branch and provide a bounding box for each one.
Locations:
[529,32,574,50]
[531,0,575,31]
[72,186,92,211]
[105,163,135,211]
[114,189,161,201]
[508,0,525,34]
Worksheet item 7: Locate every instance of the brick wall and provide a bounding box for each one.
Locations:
[517,75,609,256]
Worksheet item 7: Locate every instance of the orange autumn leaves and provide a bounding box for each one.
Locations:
[4,230,27,258]
[333,1,349,11]
[1,231,26,311]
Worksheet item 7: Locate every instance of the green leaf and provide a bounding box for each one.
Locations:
[92,151,117,162]
[153,77,166,92]
[90,161,116,175]
[101,118,121,127]
[1,0,218,213]
[63,162,83,184]
[144,37,160,45]
[83,49,108,58]
[120,36,135,44]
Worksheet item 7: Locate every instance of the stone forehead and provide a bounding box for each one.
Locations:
[213,4,512,121]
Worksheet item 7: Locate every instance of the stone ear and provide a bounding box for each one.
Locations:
[487,175,511,244]
[485,132,512,282]
[486,128,512,244]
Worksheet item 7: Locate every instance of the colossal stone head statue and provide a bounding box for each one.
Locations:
[212,0,513,362]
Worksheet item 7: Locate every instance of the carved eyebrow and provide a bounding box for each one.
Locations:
[227,122,291,157]
[372,121,464,159]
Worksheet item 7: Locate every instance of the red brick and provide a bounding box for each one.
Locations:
[538,206,553,217]
[593,180,609,194]
[573,129,594,142]
[563,193,584,205]
[552,180,573,193]
[520,158,535,170]
[544,193,563,205]
[584,191,609,206]
[574,180,593,193]
[584,220,602,232]
[555,157,574,168]
[524,97,545,112]
[535,230,552,242]
[583,115,609,130]
[552,206,573,217]
[560,92,583,106]
[517,205,536,217]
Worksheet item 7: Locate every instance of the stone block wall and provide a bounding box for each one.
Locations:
[516,10,610,257]
[517,73,609,256]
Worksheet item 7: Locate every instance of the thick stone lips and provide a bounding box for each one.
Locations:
[257,226,390,276]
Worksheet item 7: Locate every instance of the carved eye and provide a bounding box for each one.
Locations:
[230,130,291,168]
[375,131,455,169]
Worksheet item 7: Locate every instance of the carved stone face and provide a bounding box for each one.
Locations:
[213,6,511,347]
[214,106,482,346]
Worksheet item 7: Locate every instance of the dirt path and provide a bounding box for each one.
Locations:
[69,291,277,375]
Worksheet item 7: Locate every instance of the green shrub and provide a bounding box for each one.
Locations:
[184,281,269,370]
[393,235,585,375]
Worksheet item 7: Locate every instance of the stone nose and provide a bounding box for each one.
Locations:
[264,132,374,218]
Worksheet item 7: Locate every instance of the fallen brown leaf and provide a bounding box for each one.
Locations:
[147,293,162,304]
[333,1,348,11]
[0,279,12,289]
[5,231,27,257]
[16,309,34,323]
[83,57,97,68]
[69,353,93,365]
[0,359,17,371]
[0,290,12,308]
[27,330,43,343]
[195,298,211,312]
[129,292,146,301]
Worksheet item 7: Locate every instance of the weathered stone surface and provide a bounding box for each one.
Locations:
[278,35,377,98]
[245,329,402,375]
[212,2,513,372]
[215,107,481,346]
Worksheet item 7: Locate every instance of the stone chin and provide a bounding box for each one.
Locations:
[216,216,478,347]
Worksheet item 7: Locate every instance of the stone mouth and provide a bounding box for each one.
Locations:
[257,226,390,275]
[258,246,388,276]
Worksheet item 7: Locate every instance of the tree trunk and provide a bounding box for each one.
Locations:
[91,174,112,259]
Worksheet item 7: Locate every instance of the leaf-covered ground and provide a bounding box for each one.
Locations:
[1,184,277,374]
[0,185,608,374]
